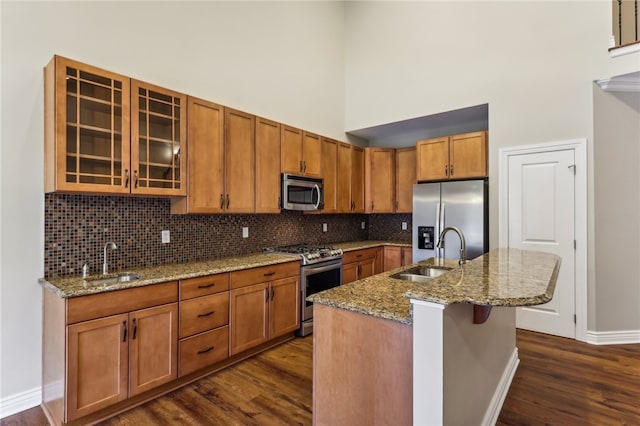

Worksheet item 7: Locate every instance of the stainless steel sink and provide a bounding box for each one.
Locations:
[88,273,141,285]
[390,265,453,283]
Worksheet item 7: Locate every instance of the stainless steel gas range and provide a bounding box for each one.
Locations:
[268,244,343,336]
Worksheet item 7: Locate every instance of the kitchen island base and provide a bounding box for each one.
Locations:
[313,303,412,426]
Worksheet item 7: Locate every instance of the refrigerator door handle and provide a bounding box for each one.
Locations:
[435,202,441,259]
[440,203,446,259]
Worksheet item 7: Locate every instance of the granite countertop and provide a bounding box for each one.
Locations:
[39,240,411,299]
[39,253,299,298]
[307,248,561,325]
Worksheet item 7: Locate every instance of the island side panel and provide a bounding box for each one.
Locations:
[312,304,412,426]
[443,304,517,425]
[42,289,66,426]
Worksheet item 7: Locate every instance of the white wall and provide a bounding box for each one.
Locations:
[0,0,345,411]
[344,1,639,332]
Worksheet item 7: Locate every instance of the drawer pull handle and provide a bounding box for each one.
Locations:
[263,271,276,277]
[198,311,215,318]
[198,346,214,355]
[197,283,215,289]
[356,254,363,258]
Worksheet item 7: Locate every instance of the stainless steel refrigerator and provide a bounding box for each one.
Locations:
[412,180,488,263]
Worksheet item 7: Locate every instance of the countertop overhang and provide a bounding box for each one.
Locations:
[307,248,561,325]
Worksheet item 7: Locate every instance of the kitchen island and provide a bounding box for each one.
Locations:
[308,248,561,426]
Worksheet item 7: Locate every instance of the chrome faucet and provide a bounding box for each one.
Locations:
[103,242,117,275]
[436,226,467,265]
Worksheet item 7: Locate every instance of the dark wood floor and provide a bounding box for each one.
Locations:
[2,330,639,425]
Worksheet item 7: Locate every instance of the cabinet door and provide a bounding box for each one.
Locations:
[450,131,487,179]
[401,247,413,266]
[396,147,416,213]
[225,108,256,213]
[129,303,178,397]
[172,97,224,214]
[45,56,131,194]
[302,132,322,177]
[351,146,365,213]
[281,126,303,174]
[131,80,186,196]
[67,314,128,421]
[255,117,281,213]
[336,142,352,213]
[358,258,376,280]
[383,246,402,272]
[269,276,300,339]
[374,247,384,275]
[342,262,358,285]
[417,137,449,181]
[321,138,338,213]
[365,148,395,213]
[229,283,269,355]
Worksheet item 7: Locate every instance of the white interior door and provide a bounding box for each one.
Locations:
[508,149,576,338]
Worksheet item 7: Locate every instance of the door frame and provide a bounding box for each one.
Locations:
[498,138,587,342]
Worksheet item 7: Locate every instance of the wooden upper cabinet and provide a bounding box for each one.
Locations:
[281,126,321,177]
[45,55,131,194]
[395,147,416,213]
[45,55,187,196]
[417,131,487,182]
[225,109,256,213]
[321,138,338,213]
[336,142,352,213]
[302,131,322,177]
[365,148,395,213]
[450,131,487,179]
[255,117,281,213]
[351,146,365,213]
[130,80,187,196]
[171,97,224,214]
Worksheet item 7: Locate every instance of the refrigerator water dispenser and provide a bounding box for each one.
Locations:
[417,226,434,250]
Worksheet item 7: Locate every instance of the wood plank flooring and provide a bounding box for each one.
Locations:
[2,329,639,425]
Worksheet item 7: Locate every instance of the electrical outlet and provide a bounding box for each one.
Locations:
[242,227,249,238]
[402,222,407,230]
[322,223,328,232]
[161,230,170,244]
[361,221,366,229]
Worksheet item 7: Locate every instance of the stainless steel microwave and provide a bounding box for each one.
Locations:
[281,173,324,211]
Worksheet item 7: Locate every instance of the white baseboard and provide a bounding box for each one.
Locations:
[586,329,640,345]
[0,386,41,419]
[482,347,520,426]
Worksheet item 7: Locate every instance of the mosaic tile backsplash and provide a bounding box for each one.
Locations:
[44,194,390,277]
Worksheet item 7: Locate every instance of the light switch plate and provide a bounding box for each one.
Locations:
[322,223,328,232]
[402,222,407,230]
[242,227,249,238]
[161,230,170,244]
[361,221,366,229]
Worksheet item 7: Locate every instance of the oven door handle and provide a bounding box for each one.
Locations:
[302,261,343,277]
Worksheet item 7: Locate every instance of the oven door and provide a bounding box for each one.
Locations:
[302,259,343,321]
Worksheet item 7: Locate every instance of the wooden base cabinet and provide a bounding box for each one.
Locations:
[43,282,179,425]
[229,262,300,355]
[383,246,413,271]
[343,247,381,284]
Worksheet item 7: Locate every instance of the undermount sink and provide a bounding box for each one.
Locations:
[390,265,453,283]
[88,273,141,286]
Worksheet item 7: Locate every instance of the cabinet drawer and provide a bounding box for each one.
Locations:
[343,247,379,265]
[180,273,230,300]
[230,261,299,289]
[179,326,229,377]
[180,292,229,338]
[67,281,178,324]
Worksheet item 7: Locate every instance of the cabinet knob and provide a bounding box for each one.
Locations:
[220,194,224,209]
[226,194,230,209]
[445,165,449,176]
[450,165,454,176]
[124,169,130,188]
[134,170,139,188]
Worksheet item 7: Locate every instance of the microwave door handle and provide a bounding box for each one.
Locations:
[313,184,321,209]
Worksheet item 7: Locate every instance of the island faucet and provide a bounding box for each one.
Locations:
[103,241,117,275]
[436,226,467,265]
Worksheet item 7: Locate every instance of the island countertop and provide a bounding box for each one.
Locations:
[307,248,561,325]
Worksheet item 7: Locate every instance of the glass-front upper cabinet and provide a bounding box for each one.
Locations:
[44,56,187,196]
[130,80,186,196]
[45,56,131,193]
